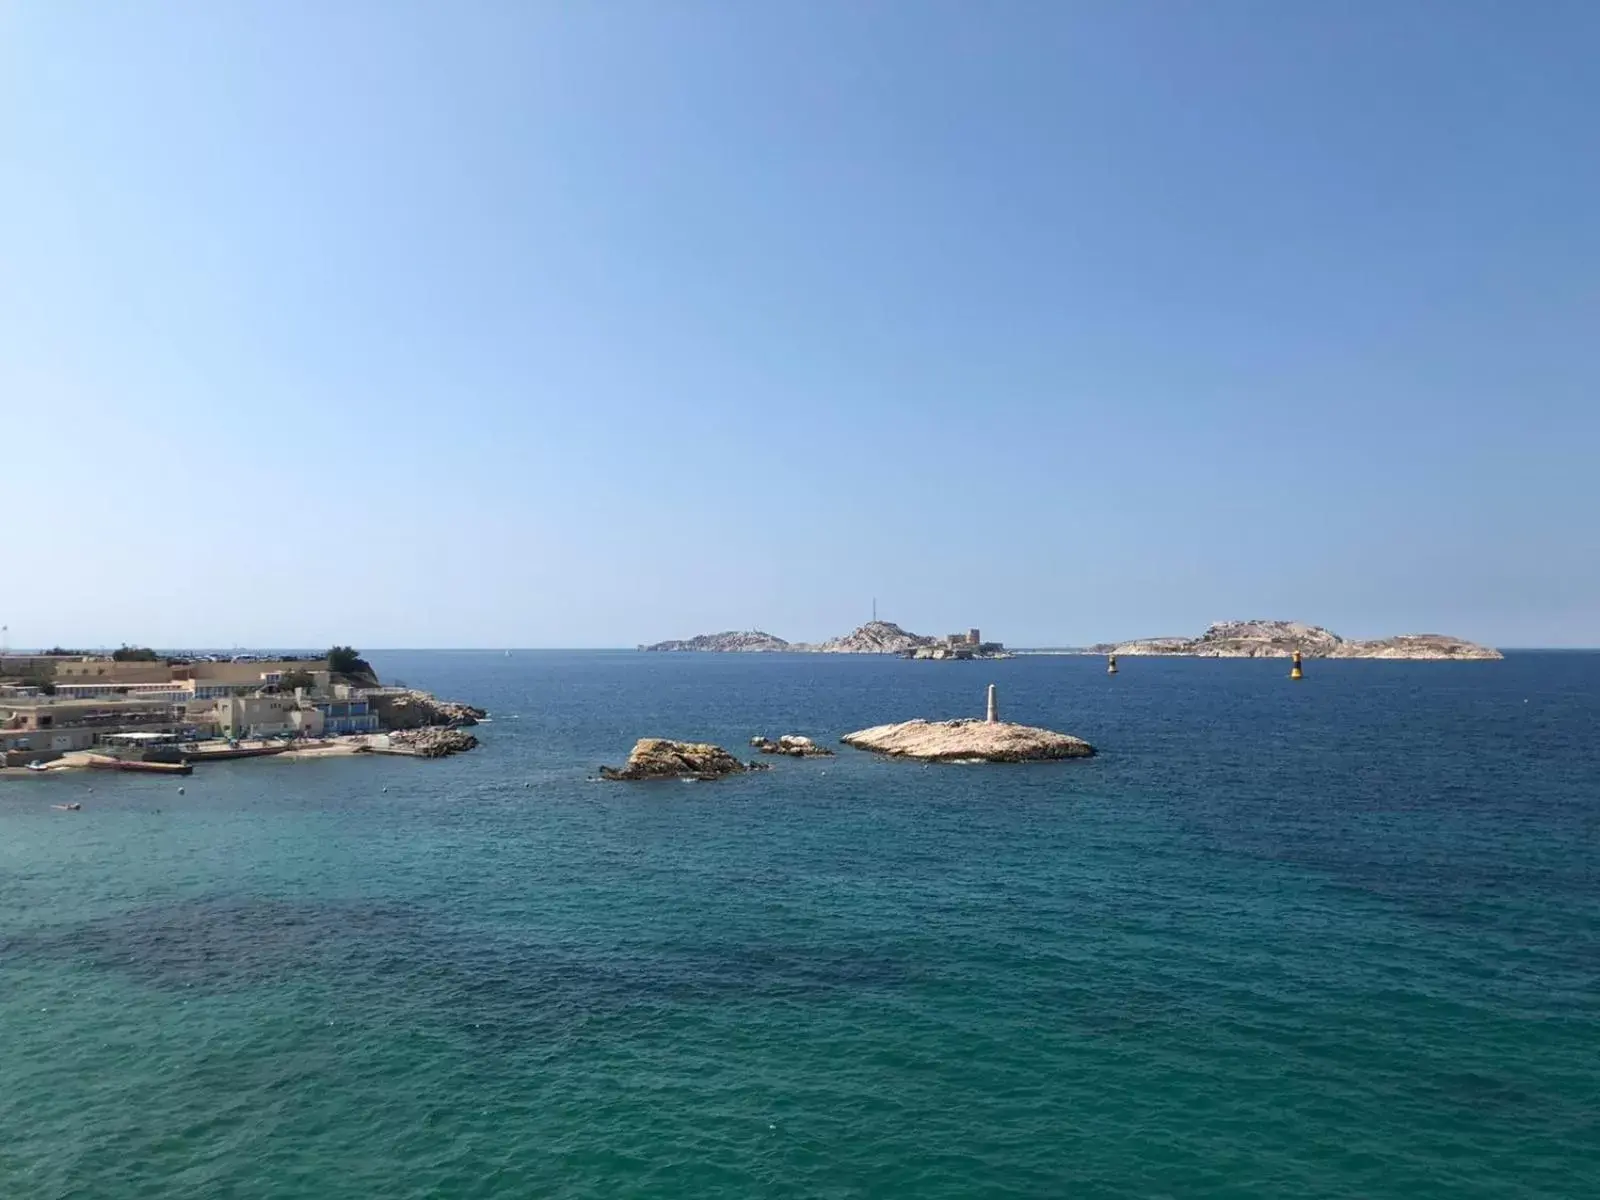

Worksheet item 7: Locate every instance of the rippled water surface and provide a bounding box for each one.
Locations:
[3,651,1597,1198]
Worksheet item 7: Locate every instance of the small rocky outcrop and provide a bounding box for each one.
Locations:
[843,718,1095,762]
[750,734,836,758]
[389,728,479,757]
[640,631,791,652]
[600,738,754,781]
[370,690,487,729]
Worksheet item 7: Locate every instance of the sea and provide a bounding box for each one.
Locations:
[2,650,1596,1199]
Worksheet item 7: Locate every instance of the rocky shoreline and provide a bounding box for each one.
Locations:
[367,690,488,729]
[382,727,480,758]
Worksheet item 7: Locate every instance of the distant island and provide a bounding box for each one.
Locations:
[640,621,1011,659]
[1087,620,1502,660]
[639,630,793,653]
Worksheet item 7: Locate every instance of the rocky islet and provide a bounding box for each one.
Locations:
[841,718,1095,764]
[599,738,762,781]
[749,734,835,758]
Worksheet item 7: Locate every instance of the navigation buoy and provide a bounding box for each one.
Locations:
[1290,650,1304,681]
[1107,653,1118,675]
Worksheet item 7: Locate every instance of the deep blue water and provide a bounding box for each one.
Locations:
[3,650,1597,1198]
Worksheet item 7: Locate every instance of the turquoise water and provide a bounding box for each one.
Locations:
[3,651,1597,1198]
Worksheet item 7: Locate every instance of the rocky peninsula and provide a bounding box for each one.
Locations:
[367,690,488,729]
[1093,620,1501,660]
[842,686,1095,763]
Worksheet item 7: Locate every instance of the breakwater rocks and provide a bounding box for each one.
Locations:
[385,728,479,758]
[369,690,488,729]
[750,734,835,758]
[600,739,762,781]
[842,719,1095,763]
[1097,620,1502,660]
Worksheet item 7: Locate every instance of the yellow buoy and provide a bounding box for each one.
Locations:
[1107,653,1118,675]
[1290,649,1304,680]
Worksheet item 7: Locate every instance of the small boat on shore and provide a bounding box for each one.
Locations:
[51,802,81,811]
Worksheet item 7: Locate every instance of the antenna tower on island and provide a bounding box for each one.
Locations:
[872,598,877,622]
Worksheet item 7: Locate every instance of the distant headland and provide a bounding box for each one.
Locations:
[640,618,1500,661]
[640,621,1011,659]
[1085,620,1502,660]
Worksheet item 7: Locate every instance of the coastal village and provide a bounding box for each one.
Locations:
[0,647,483,776]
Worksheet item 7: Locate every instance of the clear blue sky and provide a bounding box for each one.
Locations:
[2,1,1596,649]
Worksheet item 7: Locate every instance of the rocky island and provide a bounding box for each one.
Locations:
[640,620,1010,658]
[842,686,1095,763]
[1093,620,1501,660]
[599,738,763,781]
[637,630,791,653]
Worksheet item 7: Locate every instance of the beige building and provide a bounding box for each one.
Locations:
[2,725,97,758]
[0,655,77,680]
[208,694,301,739]
[290,706,326,738]
[45,662,330,703]
[53,680,198,703]
[0,697,190,763]
[47,657,328,687]
[50,659,176,684]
